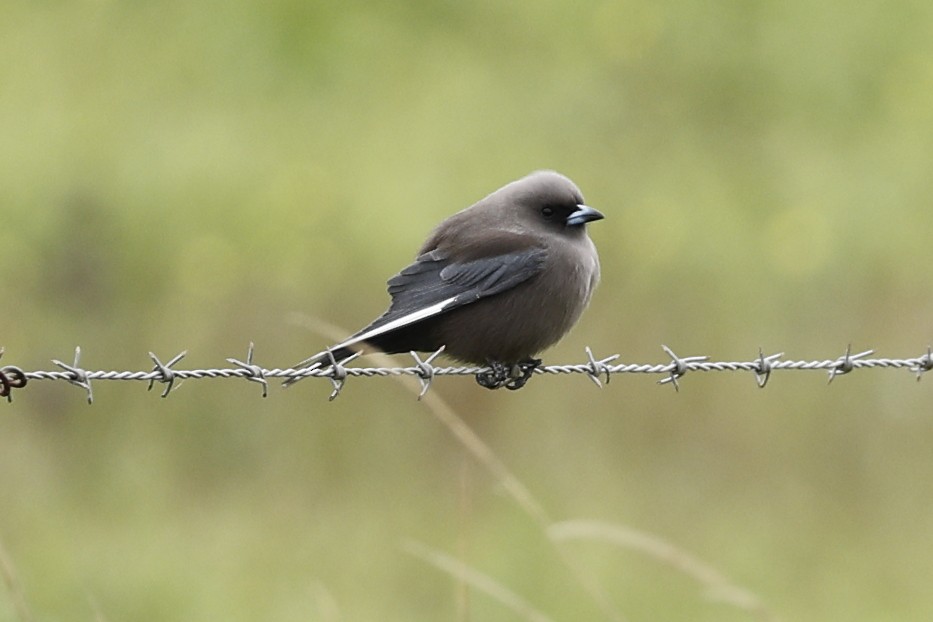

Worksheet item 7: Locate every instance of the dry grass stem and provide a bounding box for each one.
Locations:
[549,520,777,621]
[0,537,34,622]
[402,540,554,622]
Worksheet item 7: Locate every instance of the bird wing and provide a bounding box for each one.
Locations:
[326,244,548,353]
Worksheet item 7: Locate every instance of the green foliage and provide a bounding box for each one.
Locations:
[2,0,933,620]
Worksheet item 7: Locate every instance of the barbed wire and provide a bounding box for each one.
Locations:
[1,343,931,404]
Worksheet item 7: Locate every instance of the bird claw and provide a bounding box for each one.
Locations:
[475,358,541,390]
[475,361,509,389]
[506,358,541,390]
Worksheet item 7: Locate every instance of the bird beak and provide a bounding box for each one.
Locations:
[566,204,605,226]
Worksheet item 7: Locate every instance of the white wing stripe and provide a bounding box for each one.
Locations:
[329,296,459,352]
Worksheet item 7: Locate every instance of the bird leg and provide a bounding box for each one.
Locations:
[475,358,542,390]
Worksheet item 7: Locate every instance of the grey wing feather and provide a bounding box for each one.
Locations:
[285,246,547,383]
[379,246,547,324]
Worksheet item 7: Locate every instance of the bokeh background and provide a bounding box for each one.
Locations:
[2,0,933,620]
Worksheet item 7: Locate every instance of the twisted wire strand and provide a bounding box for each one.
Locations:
[2,343,930,403]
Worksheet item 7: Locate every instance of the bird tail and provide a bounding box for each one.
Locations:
[282,345,360,388]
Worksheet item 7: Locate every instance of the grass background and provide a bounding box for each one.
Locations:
[2,0,933,620]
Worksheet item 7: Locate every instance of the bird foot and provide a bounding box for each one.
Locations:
[475,359,542,390]
[506,358,541,390]
[475,361,510,389]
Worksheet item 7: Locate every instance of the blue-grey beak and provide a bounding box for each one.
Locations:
[566,204,604,226]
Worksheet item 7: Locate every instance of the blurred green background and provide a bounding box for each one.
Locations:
[2,0,932,620]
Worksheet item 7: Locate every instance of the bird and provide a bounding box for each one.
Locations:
[287,170,604,390]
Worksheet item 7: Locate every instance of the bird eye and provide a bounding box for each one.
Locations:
[541,207,554,218]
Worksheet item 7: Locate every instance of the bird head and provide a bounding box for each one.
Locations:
[511,170,605,233]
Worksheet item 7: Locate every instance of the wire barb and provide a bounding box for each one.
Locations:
[51,347,94,404]
[753,349,784,388]
[0,348,28,403]
[657,345,708,392]
[411,346,445,400]
[827,345,874,384]
[147,351,187,397]
[584,347,619,388]
[322,349,362,401]
[911,347,933,382]
[226,342,268,397]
